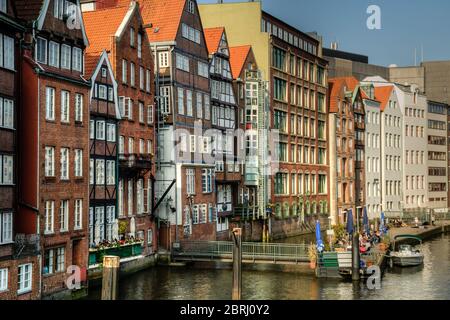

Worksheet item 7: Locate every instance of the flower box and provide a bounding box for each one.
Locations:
[89,242,143,265]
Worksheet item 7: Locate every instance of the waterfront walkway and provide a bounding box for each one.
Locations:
[172,240,310,264]
[388,221,450,243]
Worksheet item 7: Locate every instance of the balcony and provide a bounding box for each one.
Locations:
[13,234,40,258]
[119,153,153,172]
[88,241,144,266]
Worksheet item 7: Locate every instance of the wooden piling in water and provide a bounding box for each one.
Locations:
[101,256,120,300]
[232,228,242,300]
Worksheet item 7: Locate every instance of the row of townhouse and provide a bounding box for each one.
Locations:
[94,0,332,246]
[328,74,448,223]
[1,0,333,299]
[0,0,157,300]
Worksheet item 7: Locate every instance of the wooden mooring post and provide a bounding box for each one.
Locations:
[101,256,120,300]
[232,228,242,300]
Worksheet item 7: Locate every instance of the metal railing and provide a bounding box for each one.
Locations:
[174,240,309,263]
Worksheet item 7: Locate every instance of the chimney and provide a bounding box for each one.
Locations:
[330,42,338,50]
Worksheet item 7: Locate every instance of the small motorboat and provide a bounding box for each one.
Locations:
[389,235,424,267]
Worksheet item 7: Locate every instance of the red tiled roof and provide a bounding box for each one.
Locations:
[204,27,224,55]
[375,86,394,112]
[95,0,187,43]
[85,53,102,79]
[14,0,44,22]
[328,76,360,113]
[139,0,186,43]
[229,45,252,79]
[82,5,130,54]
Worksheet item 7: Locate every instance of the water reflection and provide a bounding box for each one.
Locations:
[87,234,450,300]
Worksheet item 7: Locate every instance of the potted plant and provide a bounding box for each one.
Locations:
[308,244,317,269]
[119,221,128,240]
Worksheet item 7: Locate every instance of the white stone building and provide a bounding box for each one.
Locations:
[360,83,382,219]
[364,76,428,213]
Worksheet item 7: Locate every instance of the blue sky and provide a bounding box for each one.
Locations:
[197,0,450,67]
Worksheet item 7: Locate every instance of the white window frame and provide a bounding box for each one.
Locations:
[45,87,55,121]
[159,52,169,68]
[176,53,189,72]
[202,169,213,193]
[160,86,170,114]
[61,44,71,70]
[72,47,83,72]
[0,268,7,292]
[186,168,195,195]
[139,102,144,123]
[61,90,70,123]
[0,98,14,129]
[137,33,142,58]
[36,37,47,64]
[186,90,193,116]
[96,120,105,140]
[89,159,94,185]
[74,149,83,177]
[177,87,184,115]
[146,69,151,92]
[96,159,105,185]
[147,105,153,124]
[128,179,133,216]
[139,66,144,90]
[106,123,116,142]
[196,92,203,119]
[130,62,135,87]
[98,84,107,100]
[56,247,65,272]
[106,160,115,185]
[118,179,124,217]
[75,93,83,122]
[0,211,13,244]
[60,147,69,180]
[139,138,145,154]
[198,61,209,78]
[0,154,13,185]
[59,200,69,232]
[122,59,127,84]
[204,94,210,120]
[48,41,60,68]
[17,264,32,295]
[128,137,134,154]
[45,146,55,177]
[44,200,55,234]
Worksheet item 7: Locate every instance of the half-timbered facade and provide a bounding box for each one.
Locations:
[86,50,120,247]
[83,1,157,256]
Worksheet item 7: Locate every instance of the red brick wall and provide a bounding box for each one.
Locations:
[37,74,90,296]
[0,255,40,300]
[111,6,157,253]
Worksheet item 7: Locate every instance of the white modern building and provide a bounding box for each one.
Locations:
[360,83,382,219]
[377,86,403,215]
[364,76,428,213]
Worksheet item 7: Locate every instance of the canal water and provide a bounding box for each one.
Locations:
[87,233,450,300]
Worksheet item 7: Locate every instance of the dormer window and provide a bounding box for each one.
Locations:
[187,0,195,14]
[101,67,107,78]
[54,0,74,20]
